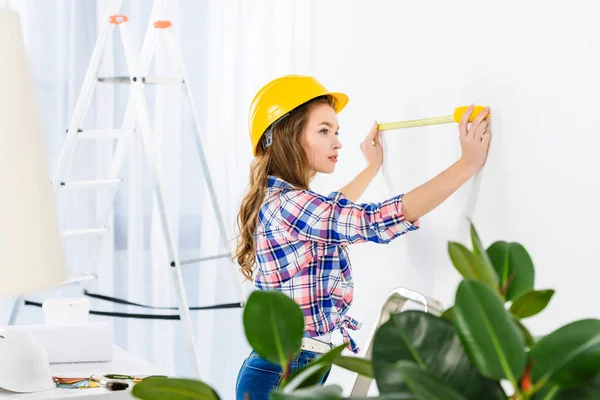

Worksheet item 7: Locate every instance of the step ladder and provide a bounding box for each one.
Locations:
[8,0,244,378]
[349,287,444,397]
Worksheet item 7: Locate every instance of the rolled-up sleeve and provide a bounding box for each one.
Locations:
[278,189,419,245]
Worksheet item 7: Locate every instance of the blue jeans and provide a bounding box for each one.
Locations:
[235,349,331,400]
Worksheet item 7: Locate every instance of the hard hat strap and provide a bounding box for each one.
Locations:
[261,129,273,151]
[261,113,289,152]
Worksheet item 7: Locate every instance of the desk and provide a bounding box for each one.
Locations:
[0,346,172,399]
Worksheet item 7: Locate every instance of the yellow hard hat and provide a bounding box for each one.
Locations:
[248,75,349,156]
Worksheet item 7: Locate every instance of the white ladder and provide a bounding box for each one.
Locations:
[349,287,444,396]
[9,0,244,378]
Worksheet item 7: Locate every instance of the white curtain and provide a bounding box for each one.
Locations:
[3,0,339,396]
[1,0,408,396]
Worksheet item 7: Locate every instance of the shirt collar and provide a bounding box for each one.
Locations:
[267,175,294,190]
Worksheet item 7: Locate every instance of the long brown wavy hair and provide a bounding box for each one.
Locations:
[234,95,334,280]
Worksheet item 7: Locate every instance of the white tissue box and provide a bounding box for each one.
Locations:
[4,322,113,363]
[42,297,90,325]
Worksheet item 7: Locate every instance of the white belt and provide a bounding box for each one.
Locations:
[300,337,332,354]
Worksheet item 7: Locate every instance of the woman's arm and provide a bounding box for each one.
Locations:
[279,189,416,246]
[338,165,379,202]
[401,105,492,222]
[401,159,476,222]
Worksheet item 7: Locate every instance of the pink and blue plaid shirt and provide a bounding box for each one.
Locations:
[253,176,419,353]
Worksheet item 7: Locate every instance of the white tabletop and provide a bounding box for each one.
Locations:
[0,346,172,399]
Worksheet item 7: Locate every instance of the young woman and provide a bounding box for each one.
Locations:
[234,75,491,399]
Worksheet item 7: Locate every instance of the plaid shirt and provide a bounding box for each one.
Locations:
[254,176,419,353]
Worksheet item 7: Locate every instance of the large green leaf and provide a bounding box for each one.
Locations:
[350,395,419,400]
[282,345,346,391]
[487,241,534,300]
[243,290,304,368]
[514,318,536,348]
[333,356,373,379]
[372,311,505,399]
[441,306,455,323]
[532,384,559,400]
[510,289,555,319]
[533,375,600,399]
[271,385,343,400]
[283,346,374,391]
[448,242,498,289]
[393,361,468,400]
[530,319,600,387]
[351,396,418,400]
[469,221,496,274]
[453,279,526,383]
[131,377,220,400]
[550,374,600,399]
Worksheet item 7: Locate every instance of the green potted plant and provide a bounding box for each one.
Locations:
[132,222,600,399]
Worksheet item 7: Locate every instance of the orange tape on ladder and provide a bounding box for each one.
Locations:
[154,20,172,29]
[109,15,128,24]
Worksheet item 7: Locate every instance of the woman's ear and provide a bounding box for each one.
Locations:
[298,130,308,152]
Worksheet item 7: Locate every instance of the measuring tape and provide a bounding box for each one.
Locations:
[378,105,488,132]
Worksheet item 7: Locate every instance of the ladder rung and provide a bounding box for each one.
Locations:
[180,254,230,265]
[97,76,131,84]
[61,227,110,238]
[59,178,122,190]
[76,129,134,139]
[98,76,184,85]
[55,274,98,287]
[142,76,184,85]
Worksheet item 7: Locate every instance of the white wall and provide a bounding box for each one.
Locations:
[304,0,600,394]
